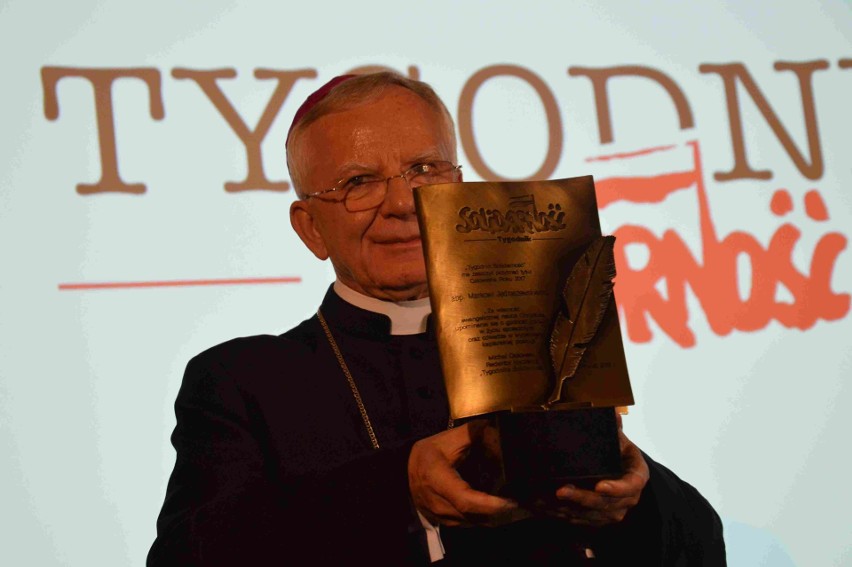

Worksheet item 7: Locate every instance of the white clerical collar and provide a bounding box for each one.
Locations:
[333,280,432,336]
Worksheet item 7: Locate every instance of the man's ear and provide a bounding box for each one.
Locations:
[290,200,329,261]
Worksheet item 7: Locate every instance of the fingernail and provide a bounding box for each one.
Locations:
[599,481,612,491]
[557,485,575,498]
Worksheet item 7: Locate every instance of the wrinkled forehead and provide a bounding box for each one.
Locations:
[299,89,453,174]
[286,76,457,194]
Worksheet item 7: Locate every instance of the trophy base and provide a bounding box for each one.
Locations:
[496,406,622,502]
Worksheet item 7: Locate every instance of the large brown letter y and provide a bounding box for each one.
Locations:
[172,68,317,192]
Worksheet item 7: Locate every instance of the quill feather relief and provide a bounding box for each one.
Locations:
[547,235,617,406]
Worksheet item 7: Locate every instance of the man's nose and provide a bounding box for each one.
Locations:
[381,175,417,216]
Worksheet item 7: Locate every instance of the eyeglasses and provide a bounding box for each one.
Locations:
[303,160,462,212]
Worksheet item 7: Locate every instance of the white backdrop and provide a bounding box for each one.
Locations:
[1,1,850,565]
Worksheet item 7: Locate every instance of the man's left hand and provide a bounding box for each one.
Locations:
[547,425,649,527]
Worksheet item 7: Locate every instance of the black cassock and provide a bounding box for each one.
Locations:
[149,287,725,566]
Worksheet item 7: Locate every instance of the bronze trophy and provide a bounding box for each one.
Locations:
[413,176,633,503]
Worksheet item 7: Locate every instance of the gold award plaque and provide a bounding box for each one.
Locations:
[414,176,634,420]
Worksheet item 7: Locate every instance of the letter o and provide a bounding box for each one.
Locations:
[458,65,563,181]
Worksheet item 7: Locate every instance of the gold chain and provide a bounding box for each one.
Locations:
[317,309,380,450]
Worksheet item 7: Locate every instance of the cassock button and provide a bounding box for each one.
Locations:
[416,386,434,399]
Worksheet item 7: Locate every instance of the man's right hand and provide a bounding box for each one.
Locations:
[408,421,520,527]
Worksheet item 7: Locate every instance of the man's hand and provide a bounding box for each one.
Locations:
[548,418,649,527]
[409,421,520,527]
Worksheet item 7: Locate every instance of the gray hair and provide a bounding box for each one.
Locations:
[286,72,457,197]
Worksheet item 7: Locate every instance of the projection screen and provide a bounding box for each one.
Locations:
[1,1,850,565]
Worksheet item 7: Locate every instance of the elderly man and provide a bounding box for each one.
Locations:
[149,72,724,565]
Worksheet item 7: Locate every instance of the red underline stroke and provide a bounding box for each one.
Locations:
[58,276,302,291]
[585,143,678,162]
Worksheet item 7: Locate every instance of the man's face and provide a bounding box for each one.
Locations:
[289,87,456,302]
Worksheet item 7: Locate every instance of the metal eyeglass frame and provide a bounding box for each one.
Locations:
[303,161,462,211]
